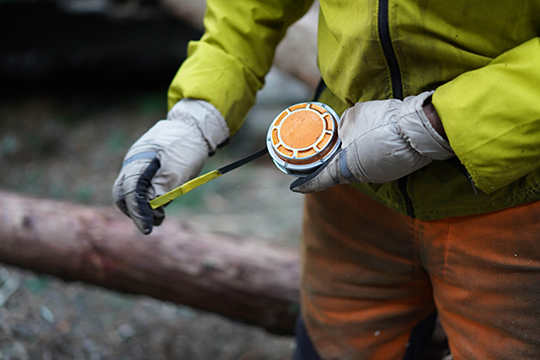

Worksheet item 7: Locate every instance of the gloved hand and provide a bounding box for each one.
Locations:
[291,91,453,193]
[113,99,229,234]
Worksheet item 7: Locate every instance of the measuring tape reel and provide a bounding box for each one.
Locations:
[266,102,341,177]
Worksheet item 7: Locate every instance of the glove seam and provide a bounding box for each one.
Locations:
[195,100,230,142]
[415,108,453,153]
[398,91,453,159]
[354,121,396,142]
[168,99,230,152]
[171,115,211,154]
[392,117,421,158]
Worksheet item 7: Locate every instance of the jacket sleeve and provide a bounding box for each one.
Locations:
[168,0,314,136]
[432,37,540,194]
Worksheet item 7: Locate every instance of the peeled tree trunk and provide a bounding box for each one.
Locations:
[0,191,300,334]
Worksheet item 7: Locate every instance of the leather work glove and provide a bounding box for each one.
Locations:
[113,99,229,234]
[291,91,453,193]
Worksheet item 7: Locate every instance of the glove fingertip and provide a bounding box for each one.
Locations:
[153,208,165,226]
[289,149,342,193]
[114,199,131,219]
[290,178,303,192]
[134,194,156,235]
[142,227,153,235]
[290,179,314,194]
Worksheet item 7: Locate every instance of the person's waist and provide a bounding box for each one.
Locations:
[349,161,540,221]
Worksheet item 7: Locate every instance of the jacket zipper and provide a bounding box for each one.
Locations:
[377,0,403,100]
[378,0,415,217]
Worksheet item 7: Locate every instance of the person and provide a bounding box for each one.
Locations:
[113,0,540,359]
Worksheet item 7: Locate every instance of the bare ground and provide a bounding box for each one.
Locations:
[0,68,311,360]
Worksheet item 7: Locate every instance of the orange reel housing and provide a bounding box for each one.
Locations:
[267,102,341,176]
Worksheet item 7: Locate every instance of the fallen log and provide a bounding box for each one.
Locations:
[158,0,320,89]
[0,191,300,334]
[0,191,451,358]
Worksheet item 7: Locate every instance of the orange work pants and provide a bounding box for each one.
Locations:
[301,185,540,360]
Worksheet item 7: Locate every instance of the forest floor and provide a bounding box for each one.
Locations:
[0,68,311,360]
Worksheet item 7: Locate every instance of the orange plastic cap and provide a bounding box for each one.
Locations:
[268,102,339,166]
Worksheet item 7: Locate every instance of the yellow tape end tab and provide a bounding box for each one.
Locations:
[149,170,222,209]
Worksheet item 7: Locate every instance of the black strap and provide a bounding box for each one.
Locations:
[312,78,327,102]
[135,157,161,234]
[218,147,268,175]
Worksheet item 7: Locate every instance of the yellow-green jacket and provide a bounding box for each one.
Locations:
[168,0,540,220]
